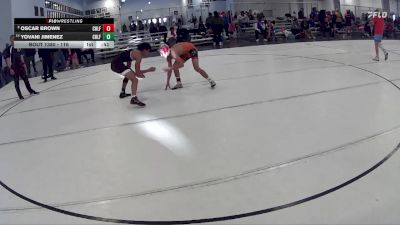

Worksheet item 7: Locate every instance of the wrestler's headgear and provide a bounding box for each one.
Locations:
[159,44,170,58]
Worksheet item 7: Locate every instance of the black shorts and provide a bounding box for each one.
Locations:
[181,48,198,62]
[111,57,131,75]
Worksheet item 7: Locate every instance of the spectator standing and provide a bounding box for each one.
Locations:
[73,49,84,65]
[156,21,161,30]
[0,50,2,71]
[0,50,3,87]
[384,18,394,38]
[345,10,354,35]
[319,10,328,37]
[211,11,224,47]
[191,15,197,28]
[298,8,305,19]
[227,11,236,38]
[149,22,158,37]
[394,17,400,29]
[326,11,335,37]
[335,9,344,30]
[331,10,337,31]
[177,26,190,42]
[230,14,238,37]
[206,13,213,30]
[122,24,128,32]
[53,49,67,72]
[2,44,13,85]
[138,20,144,31]
[38,49,57,82]
[4,35,38,99]
[364,19,372,37]
[81,49,95,64]
[22,49,37,77]
[310,7,319,26]
[130,21,137,32]
[65,49,79,70]
[223,12,230,39]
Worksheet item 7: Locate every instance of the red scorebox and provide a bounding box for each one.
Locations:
[103,24,114,32]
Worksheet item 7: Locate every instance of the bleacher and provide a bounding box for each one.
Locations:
[238,20,292,34]
[96,30,166,58]
[191,34,213,45]
[98,19,293,59]
[96,30,213,59]
[237,20,294,41]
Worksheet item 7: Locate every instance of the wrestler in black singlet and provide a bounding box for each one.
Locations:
[111,49,134,74]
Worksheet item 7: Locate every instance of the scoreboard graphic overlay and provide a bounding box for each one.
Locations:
[14,18,115,49]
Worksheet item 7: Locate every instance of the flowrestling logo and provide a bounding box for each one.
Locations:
[368,11,388,18]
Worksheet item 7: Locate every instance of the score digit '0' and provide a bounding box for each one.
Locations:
[103,24,115,32]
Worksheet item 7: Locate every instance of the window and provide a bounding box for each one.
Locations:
[43,1,83,17]
[40,7,44,17]
[382,0,389,11]
[34,6,39,16]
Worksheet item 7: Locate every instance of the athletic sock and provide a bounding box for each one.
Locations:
[121,78,129,93]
